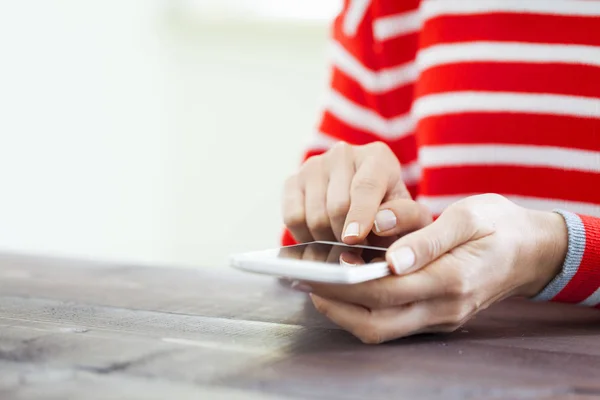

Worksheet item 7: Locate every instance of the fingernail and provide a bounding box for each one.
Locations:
[343,222,360,238]
[390,246,415,274]
[339,254,358,267]
[291,280,312,293]
[374,209,397,233]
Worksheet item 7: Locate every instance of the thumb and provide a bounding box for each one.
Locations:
[372,199,432,237]
[385,206,475,275]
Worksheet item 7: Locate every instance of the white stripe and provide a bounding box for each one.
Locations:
[331,41,417,92]
[343,0,371,36]
[422,0,600,21]
[373,10,421,41]
[326,90,416,139]
[413,91,600,120]
[419,145,600,173]
[418,42,600,72]
[579,287,600,307]
[401,161,422,185]
[418,194,600,217]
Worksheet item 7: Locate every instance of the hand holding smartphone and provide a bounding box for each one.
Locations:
[229,241,391,284]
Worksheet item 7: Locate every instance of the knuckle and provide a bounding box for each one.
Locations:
[351,176,381,194]
[327,198,350,219]
[306,213,331,232]
[300,155,322,173]
[446,275,473,298]
[424,236,443,260]
[477,193,508,204]
[331,141,352,154]
[365,141,390,155]
[447,202,480,229]
[283,210,305,229]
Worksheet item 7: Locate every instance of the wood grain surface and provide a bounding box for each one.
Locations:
[0,252,599,399]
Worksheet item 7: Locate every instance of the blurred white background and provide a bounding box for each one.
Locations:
[0,0,340,267]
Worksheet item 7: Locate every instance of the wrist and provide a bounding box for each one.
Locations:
[519,210,568,298]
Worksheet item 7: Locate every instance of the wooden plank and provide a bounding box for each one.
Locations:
[0,361,287,400]
[1,294,599,398]
[1,252,600,399]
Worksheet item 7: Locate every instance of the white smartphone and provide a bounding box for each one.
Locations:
[229,241,391,284]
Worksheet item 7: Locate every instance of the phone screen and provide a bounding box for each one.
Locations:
[277,242,387,266]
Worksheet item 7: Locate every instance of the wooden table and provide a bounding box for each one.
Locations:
[0,252,599,400]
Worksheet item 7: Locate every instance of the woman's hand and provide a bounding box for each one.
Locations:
[282,142,431,244]
[306,194,569,344]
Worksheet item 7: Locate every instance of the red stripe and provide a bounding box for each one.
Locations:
[332,3,377,70]
[320,112,382,144]
[420,166,600,204]
[332,1,419,71]
[421,13,600,48]
[374,0,421,17]
[304,149,327,162]
[331,67,415,119]
[282,228,297,246]
[416,63,600,99]
[320,112,418,164]
[333,23,419,71]
[378,33,419,69]
[417,113,600,152]
[331,1,415,73]
[406,183,419,200]
[554,215,600,303]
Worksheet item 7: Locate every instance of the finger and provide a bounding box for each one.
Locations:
[278,245,306,260]
[339,251,365,266]
[325,244,346,264]
[373,199,432,236]
[325,143,355,241]
[282,175,313,243]
[310,294,430,344]
[342,157,388,245]
[302,242,330,262]
[361,142,411,203]
[307,266,447,309]
[311,294,469,343]
[386,205,478,275]
[324,245,362,264]
[303,161,336,242]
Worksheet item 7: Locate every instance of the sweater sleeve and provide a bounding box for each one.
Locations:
[532,210,600,308]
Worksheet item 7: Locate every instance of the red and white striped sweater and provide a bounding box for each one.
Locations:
[282,0,600,307]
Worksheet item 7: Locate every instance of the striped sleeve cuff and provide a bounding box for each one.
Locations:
[532,210,600,308]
